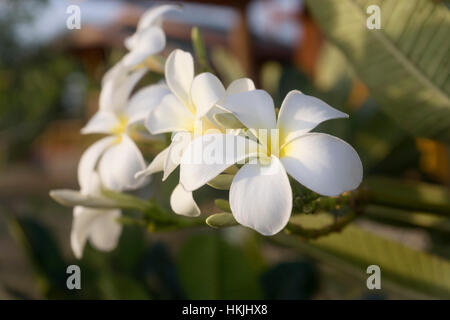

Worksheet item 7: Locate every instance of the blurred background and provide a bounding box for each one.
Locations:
[0,0,449,299]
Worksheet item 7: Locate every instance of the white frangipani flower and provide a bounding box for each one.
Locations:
[138,49,255,217]
[179,90,363,236]
[123,4,180,68]
[71,170,122,259]
[81,65,169,191]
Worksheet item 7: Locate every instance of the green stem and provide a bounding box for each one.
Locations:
[101,188,153,213]
[151,216,205,231]
[285,210,357,239]
[104,176,450,240]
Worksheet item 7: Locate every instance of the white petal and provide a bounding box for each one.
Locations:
[170,184,200,217]
[180,134,261,191]
[71,206,93,259]
[125,83,170,126]
[134,146,169,179]
[98,134,149,191]
[163,132,192,180]
[78,137,115,191]
[277,90,348,146]
[136,4,181,32]
[230,156,292,236]
[281,133,363,196]
[101,61,125,86]
[81,111,120,135]
[195,114,224,133]
[89,209,122,252]
[71,206,121,259]
[190,72,226,118]
[145,93,194,134]
[123,27,166,67]
[81,171,103,196]
[124,33,139,51]
[165,49,194,106]
[100,68,146,113]
[217,90,277,132]
[225,78,255,95]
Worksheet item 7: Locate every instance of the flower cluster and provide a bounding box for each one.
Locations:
[51,5,363,258]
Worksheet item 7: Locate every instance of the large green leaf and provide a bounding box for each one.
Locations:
[315,41,410,170]
[261,261,318,299]
[278,214,450,298]
[177,233,262,299]
[364,205,450,234]
[97,272,150,300]
[306,0,450,143]
[7,217,75,299]
[364,176,450,216]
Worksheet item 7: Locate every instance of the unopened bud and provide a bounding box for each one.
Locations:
[206,212,237,228]
[49,189,118,208]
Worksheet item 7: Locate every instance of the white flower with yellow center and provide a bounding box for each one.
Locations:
[180,90,363,235]
[70,171,122,259]
[81,66,169,191]
[123,4,180,68]
[137,49,255,217]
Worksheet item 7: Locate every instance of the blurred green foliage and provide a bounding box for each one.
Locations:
[6,214,319,300]
[178,233,262,299]
[0,0,86,161]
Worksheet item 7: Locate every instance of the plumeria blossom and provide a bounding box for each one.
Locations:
[123,4,180,68]
[50,3,367,259]
[179,90,363,235]
[137,49,255,217]
[81,64,169,191]
[71,170,122,259]
[69,64,170,257]
[55,4,176,258]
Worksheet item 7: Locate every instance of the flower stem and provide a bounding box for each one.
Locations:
[101,188,153,213]
[285,210,357,239]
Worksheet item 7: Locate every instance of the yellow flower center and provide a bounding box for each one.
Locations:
[112,115,128,144]
[112,115,128,135]
[257,129,280,158]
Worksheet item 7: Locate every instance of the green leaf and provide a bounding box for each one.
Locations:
[261,261,318,299]
[364,176,450,216]
[111,225,146,273]
[142,242,184,299]
[352,103,408,170]
[364,205,450,234]
[7,217,74,299]
[314,41,353,107]
[97,272,150,300]
[206,213,237,228]
[177,234,262,299]
[278,214,450,298]
[306,0,450,143]
[191,27,212,73]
